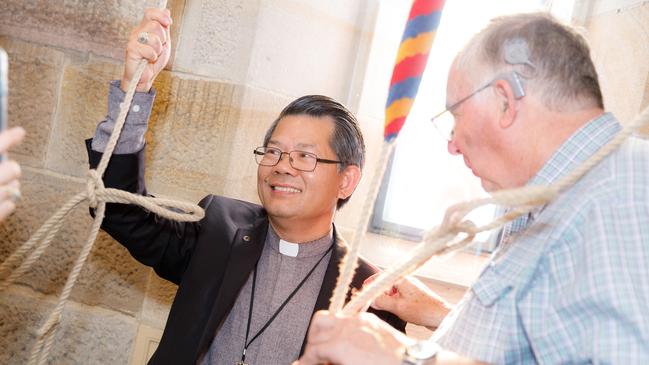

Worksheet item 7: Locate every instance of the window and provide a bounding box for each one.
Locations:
[371,0,549,252]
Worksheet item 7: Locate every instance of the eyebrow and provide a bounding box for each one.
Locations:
[295,143,316,149]
[267,140,317,150]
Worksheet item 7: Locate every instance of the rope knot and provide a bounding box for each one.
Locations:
[455,220,477,235]
[86,170,104,208]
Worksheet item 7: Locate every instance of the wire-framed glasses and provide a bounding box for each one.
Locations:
[431,71,527,141]
[430,82,493,142]
[253,146,342,172]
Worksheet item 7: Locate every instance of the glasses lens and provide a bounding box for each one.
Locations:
[431,110,455,141]
[255,147,280,166]
[289,151,317,171]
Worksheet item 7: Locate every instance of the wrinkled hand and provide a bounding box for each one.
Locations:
[121,8,172,93]
[0,127,25,222]
[294,311,412,365]
[366,274,451,330]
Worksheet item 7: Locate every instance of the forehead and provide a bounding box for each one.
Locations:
[268,114,336,150]
[447,66,472,96]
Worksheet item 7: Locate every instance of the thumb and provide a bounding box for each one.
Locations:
[371,290,398,312]
[307,311,338,343]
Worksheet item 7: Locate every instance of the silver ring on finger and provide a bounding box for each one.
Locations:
[137,31,149,45]
[10,188,20,203]
[2,186,21,203]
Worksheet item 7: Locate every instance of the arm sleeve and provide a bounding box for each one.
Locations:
[85,140,207,285]
[91,80,155,154]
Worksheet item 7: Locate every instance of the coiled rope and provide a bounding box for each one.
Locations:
[0,2,205,364]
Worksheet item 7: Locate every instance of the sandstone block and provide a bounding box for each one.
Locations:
[173,0,260,83]
[45,57,122,177]
[140,271,177,327]
[0,0,185,62]
[143,73,245,200]
[0,37,65,167]
[246,0,365,101]
[0,170,148,315]
[587,3,649,124]
[0,289,137,365]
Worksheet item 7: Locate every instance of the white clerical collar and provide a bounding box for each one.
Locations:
[279,239,299,257]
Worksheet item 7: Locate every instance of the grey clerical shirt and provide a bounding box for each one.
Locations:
[93,81,334,364]
[200,228,332,365]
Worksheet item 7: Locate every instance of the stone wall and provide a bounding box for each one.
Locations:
[0,0,373,363]
[1,0,648,363]
[577,0,649,134]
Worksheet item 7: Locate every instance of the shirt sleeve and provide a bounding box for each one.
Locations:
[91,80,156,154]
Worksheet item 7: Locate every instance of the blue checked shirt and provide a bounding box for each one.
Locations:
[434,113,649,364]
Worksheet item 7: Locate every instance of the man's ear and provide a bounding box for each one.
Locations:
[338,165,362,200]
[493,78,519,129]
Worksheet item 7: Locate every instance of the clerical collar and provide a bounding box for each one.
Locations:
[279,239,299,257]
[267,226,333,258]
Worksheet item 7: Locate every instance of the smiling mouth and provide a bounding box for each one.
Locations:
[271,185,302,193]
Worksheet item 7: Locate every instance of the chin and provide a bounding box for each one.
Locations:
[264,202,298,219]
[480,179,498,192]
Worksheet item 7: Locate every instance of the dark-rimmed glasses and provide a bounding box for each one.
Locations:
[253,146,342,172]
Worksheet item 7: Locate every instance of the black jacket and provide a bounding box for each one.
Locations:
[86,140,405,365]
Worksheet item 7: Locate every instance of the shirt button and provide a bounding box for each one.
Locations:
[132,104,141,112]
[242,235,251,242]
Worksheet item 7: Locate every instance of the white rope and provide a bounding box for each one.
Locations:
[328,141,395,312]
[0,2,206,363]
[337,105,649,315]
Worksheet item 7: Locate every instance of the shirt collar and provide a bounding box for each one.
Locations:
[493,113,621,253]
[266,225,333,258]
[528,112,621,187]
[523,112,621,221]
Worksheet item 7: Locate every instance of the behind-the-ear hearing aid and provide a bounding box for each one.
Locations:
[502,37,533,99]
[503,72,525,99]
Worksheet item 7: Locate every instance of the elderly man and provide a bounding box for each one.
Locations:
[297,12,649,365]
[87,8,404,365]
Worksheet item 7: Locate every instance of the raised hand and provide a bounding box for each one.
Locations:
[121,8,172,93]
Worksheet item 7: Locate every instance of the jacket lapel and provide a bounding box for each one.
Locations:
[312,228,348,313]
[196,217,268,359]
[299,226,348,354]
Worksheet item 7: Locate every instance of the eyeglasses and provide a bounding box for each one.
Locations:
[430,71,526,141]
[253,146,343,172]
[430,82,493,142]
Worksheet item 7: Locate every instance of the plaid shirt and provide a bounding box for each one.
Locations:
[435,113,649,364]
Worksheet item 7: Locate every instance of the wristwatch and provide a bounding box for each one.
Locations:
[401,340,440,365]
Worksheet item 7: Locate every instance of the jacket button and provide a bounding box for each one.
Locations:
[243,235,251,242]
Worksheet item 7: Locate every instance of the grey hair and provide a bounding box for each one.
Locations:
[263,95,365,209]
[455,12,603,111]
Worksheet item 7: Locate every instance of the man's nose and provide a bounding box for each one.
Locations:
[273,152,297,173]
[447,137,460,155]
